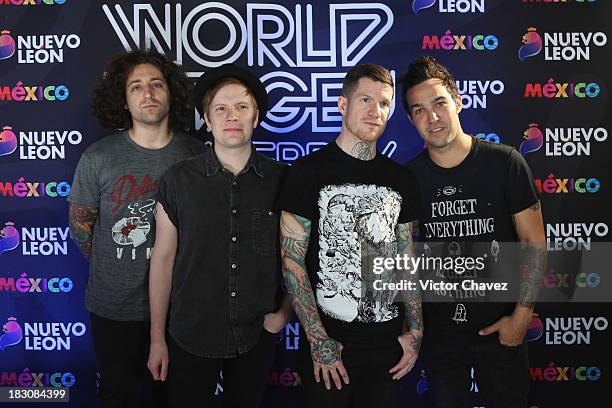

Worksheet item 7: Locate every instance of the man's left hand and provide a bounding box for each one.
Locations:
[389,330,422,380]
[479,307,533,346]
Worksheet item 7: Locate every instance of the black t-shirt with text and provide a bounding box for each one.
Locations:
[277,142,419,350]
[407,138,539,344]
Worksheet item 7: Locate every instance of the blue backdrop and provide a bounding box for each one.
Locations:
[1,1,610,406]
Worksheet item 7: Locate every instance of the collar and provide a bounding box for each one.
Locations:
[204,145,264,178]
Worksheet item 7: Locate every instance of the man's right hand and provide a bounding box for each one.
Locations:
[147,340,169,381]
[311,336,350,390]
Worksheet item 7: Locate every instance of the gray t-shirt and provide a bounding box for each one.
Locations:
[68,132,205,321]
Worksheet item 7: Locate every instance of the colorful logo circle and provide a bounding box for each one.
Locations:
[0,126,18,156]
[0,317,23,351]
[0,223,20,255]
[518,28,543,62]
[413,0,437,14]
[520,123,544,156]
[527,315,544,342]
[0,31,16,60]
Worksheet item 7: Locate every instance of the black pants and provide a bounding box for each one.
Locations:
[167,330,276,408]
[426,340,529,408]
[90,313,167,408]
[298,340,403,408]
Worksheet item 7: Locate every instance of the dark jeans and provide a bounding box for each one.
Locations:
[167,330,277,408]
[426,340,529,408]
[90,313,167,408]
[298,340,404,408]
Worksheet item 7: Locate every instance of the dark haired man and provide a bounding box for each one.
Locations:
[68,50,204,407]
[277,63,422,407]
[401,56,546,407]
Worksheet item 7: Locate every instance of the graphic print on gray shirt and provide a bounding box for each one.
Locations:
[68,132,204,321]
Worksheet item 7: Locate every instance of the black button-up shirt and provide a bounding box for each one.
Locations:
[157,147,287,357]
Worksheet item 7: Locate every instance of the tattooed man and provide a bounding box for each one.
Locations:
[402,56,546,407]
[68,50,204,407]
[277,64,423,407]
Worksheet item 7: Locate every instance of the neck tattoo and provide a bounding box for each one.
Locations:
[351,142,373,161]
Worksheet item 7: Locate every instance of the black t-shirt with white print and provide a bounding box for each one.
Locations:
[277,142,419,350]
[407,138,539,345]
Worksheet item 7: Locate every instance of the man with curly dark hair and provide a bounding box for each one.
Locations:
[68,49,204,408]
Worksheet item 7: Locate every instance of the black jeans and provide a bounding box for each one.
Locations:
[425,339,529,408]
[167,330,277,408]
[298,340,404,408]
[89,313,167,408]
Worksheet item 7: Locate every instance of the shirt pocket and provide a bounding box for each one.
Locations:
[251,208,279,256]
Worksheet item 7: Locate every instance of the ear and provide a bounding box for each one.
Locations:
[338,95,347,115]
[203,112,212,131]
[253,109,259,129]
[454,95,463,114]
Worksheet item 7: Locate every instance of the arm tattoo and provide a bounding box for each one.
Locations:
[396,223,423,348]
[280,215,309,259]
[69,204,98,259]
[396,223,413,254]
[281,211,341,364]
[405,300,423,353]
[350,142,373,161]
[518,244,547,308]
[517,201,547,308]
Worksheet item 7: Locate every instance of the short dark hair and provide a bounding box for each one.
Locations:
[342,63,394,98]
[91,49,191,131]
[201,77,256,117]
[400,56,459,115]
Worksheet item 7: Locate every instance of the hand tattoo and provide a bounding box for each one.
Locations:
[311,337,341,365]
